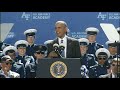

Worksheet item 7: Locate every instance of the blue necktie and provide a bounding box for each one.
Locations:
[61,40,65,57]
[61,40,63,43]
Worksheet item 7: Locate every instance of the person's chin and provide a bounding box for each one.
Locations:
[57,35,61,38]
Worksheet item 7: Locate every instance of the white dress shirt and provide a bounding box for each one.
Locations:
[0,69,11,78]
[111,71,117,78]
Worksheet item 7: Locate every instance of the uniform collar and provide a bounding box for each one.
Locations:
[28,44,35,47]
[110,55,116,58]
[81,54,87,57]
[18,55,25,58]
[89,41,96,44]
[98,64,104,67]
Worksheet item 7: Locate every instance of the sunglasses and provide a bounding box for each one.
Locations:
[98,57,106,60]
[36,52,44,54]
[5,62,13,65]
[112,64,120,67]
[8,50,15,53]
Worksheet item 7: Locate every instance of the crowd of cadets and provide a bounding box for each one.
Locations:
[0,21,120,78]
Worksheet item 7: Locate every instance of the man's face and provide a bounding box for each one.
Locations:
[80,46,88,56]
[87,35,96,43]
[34,52,45,60]
[7,52,16,60]
[17,47,26,56]
[1,60,12,71]
[111,61,120,74]
[97,55,107,65]
[27,35,35,44]
[108,46,117,55]
[55,23,67,38]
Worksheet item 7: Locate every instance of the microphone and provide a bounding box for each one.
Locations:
[59,44,66,58]
[53,43,59,52]
[53,43,63,58]
[59,44,65,51]
[59,44,65,55]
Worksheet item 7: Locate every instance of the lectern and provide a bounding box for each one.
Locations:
[36,58,81,78]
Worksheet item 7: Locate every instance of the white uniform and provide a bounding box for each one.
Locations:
[0,69,20,78]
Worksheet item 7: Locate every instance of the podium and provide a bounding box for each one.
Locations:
[36,58,82,78]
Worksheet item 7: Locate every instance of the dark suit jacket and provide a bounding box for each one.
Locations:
[46,37,81,58]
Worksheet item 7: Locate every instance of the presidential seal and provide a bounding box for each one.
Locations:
[50,61,67,78]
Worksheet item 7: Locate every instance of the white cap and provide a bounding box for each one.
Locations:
[95,48,110,58]
[15,40,28,48]
[24,29,37,35]
[78,38,89,45]
[3,46,17,55]
[85,27,99,34]
[105,41,116,46]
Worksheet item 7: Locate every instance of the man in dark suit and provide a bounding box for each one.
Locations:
[46,21,81,58]
[99,58,120,78]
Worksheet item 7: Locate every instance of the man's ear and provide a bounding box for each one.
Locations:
[65,27,68,33]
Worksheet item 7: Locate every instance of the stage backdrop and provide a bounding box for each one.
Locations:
[0,12,120,48]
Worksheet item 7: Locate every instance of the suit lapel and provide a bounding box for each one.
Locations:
[53,38,59,45]
[67,37,72,57]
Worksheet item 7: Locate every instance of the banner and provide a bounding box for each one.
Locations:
[1,12,120,48]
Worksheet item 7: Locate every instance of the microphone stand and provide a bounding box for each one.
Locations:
[54,48,64,58]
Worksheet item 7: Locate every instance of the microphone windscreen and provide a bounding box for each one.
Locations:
[53,43,59,48]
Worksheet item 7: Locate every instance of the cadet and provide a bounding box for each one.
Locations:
[24,29,37,57]
[3,46,25,78]
[25,45,47,78]
[15,40,35,66]
[99,58,120,78]
[15,40,35,78]
[105,40,120,73]
[78,38,97,70]
[89,48,110,78]
[0,55,20,78]
[105,41,119,62]
[85,27,103,56]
